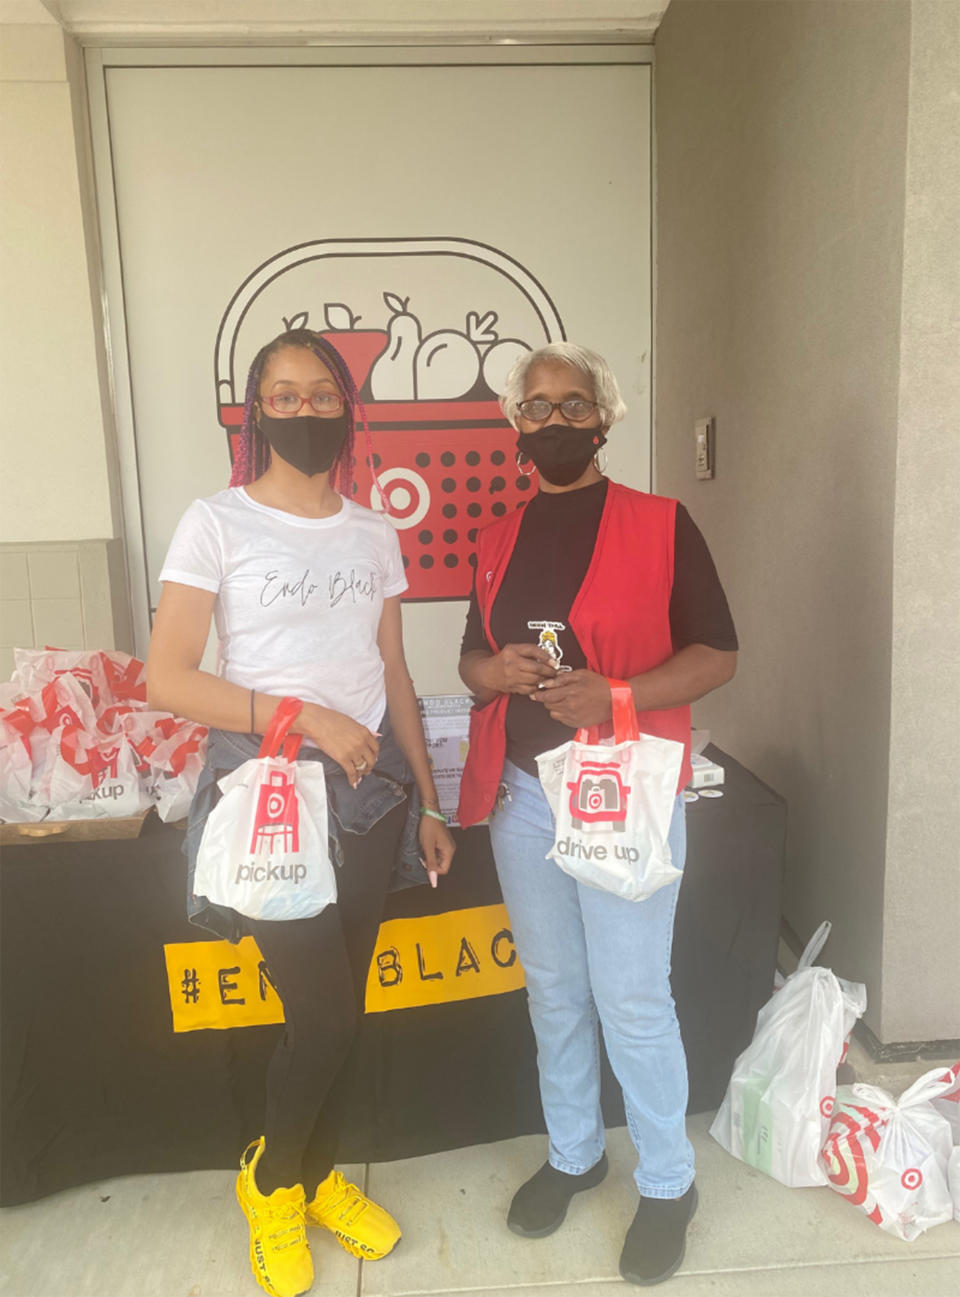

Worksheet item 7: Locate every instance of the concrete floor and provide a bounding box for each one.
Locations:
[2,1041,958,1297]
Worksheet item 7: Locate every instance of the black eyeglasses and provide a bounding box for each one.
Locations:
[517,398,599,423]
[260,392,344,416]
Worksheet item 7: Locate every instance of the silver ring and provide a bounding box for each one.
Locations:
[354,758,368,772]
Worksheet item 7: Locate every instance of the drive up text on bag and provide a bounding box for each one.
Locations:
[535,680,684,902]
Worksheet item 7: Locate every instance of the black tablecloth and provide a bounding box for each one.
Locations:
[0,747,785,1205]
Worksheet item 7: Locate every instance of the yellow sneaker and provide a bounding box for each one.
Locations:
[236,1138,314,1297]
[305,1169,401,1260]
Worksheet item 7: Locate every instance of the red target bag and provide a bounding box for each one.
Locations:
[193,699,335,921]
[821,1068,957,1239]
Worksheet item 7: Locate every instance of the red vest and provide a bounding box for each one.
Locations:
[457,480,692,827]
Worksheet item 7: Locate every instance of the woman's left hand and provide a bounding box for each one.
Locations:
[531,669,613,729]
[418,813,456,879]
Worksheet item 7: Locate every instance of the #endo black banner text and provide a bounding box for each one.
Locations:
[164,903,524,1032]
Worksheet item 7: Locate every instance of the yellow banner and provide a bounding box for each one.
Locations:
[364,903,526,1013]
[164,935,285,1033]
[164,904,526,1031]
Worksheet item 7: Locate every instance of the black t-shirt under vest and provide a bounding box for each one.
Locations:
[460,479,738,775]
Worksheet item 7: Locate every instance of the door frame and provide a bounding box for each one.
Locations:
[85,43,655,656]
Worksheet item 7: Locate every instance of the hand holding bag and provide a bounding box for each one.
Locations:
[535,680,685,901]
[194,697,336,921]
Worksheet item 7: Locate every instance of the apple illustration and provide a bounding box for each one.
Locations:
[319,302,388,392]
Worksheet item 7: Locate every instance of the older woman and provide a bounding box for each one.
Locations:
[457,342,737,1286]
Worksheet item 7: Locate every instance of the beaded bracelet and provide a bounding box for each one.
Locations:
[419,806,447,824]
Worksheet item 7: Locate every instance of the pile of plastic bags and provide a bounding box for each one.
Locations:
[711,920,960,1240]
[0,648,206,825]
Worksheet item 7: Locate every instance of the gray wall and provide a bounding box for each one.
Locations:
[882,1,960,1043]
[654,0,954,1042]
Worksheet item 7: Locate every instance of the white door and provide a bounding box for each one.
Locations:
[97,52,651,693]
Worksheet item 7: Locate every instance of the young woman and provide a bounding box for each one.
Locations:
[148,327,455,1297]
[458,342,738,1286]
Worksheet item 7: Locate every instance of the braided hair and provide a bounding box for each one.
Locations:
[229,328,375,499]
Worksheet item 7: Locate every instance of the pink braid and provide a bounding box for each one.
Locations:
[351,396,391,513]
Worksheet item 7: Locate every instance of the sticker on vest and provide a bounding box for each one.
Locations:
[528,620,572,672]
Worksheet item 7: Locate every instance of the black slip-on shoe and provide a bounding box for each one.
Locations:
[507,1153,609,1238]
[619,1183,698,1285]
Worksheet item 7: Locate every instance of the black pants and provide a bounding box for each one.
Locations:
[245,799,407,1196]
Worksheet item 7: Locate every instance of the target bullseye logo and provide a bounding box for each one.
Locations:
[265,791,286,821]
[372,468,430,530]
[901,1167,923,1191]
[820,1096,834,1118]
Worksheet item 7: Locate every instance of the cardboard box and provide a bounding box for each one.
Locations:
[689,752,724,789]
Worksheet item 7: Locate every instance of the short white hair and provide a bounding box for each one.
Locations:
[499,342,628,430]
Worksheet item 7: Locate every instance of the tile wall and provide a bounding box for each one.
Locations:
[0,540,134,681]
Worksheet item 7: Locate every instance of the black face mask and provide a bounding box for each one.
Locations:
[258,411,350,478]
[516,424,607,487]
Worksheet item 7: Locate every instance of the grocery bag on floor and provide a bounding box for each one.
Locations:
[535,680,684,901]
[929,1063,960,1143]
[949,1149,960,1223]
[820,1068,957,1239]
[928,1063,960,1223]
[710,921,867,1186]
[194,698,334,921]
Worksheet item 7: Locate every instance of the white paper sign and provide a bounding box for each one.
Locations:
[419,695,473,826]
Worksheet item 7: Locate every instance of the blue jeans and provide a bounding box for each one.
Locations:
[489,760,695,1198]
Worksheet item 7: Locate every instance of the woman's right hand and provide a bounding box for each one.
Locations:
[482,643,558,696]
[296,702,380,788]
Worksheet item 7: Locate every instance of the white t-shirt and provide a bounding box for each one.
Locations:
[159,488,407,732]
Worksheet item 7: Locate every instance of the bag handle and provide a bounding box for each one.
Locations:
[796,920,832,971]
[258,696,304,759]
[575,678,639,745]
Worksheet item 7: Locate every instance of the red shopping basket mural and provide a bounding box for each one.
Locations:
[214,237,565,600]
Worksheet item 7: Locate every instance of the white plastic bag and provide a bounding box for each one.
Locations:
[41,725,152,819]
[948,1148,960,1224]
[120,712,207,823]
[13,647,146,710]
[194,700,335,921]
[928,1063,960,1223]
[821,1068,956,1239]
[710,921,867,1187]
[929,1063,960,1144]
[0,710,43,822]
[536,681,684,901]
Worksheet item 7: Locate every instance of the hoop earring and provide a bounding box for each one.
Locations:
[515,450,536,478]
[594,449,608,473]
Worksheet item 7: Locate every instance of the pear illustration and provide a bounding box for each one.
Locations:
[369,293,421,400]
